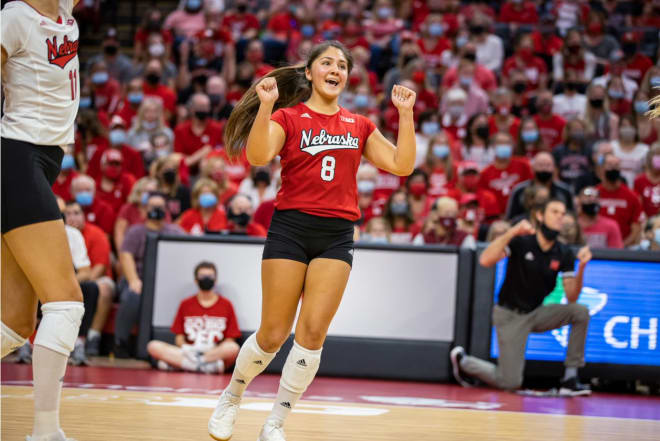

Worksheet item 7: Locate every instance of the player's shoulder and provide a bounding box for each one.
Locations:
[1,1,32,23]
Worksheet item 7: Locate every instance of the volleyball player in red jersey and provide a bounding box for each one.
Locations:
[208,41,416,441]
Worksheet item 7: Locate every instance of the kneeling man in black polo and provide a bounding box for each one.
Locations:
[451,199,592,395]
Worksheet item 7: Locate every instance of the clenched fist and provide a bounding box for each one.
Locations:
[256,77,279,105]
[391,84,416,112]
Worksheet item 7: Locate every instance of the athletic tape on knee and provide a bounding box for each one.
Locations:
[234,333,278,379]
[1,321,27,358]
[280,341,322,394]
[34,302,84,356]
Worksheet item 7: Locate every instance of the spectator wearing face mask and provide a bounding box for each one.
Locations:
[200,156,239,206]
[174,93,224,173]
[238,166,278,209]
[114,177,160,251]
[553,119,592,192]
[115,192,185,357]
[153,154,192,220]
[132,32,179,89]
[363,0,404,70]
[416,13,451,71]
[206,75,234,122]
[163,0,207,40]
[553,28,598,85]
[577,186,623,249]
[611,115,649,187]
[498,0,539,25]
[86,28,133,85]
[559,212,585,246]
[636,216,660,251]
[70,174,116,236]
[514,117,543,160]
[74,109,110,172]
[552,70,587,121]
[415,110,442,166]
[89,59,122,114]
[597,154,643,246]
[147,261,241,374]
[468,13,503,72]
[440,88,469,141]
[584,83,619,142]
[574,140,614,193]
[356,163,383,228]
[488,88,521,142]
[422,134,459,199]
[114,77,145,130]
[179,178,228,235]
[360,217,391,244]
[127,97,174,152]
[502,33,547,93]
[632,90,659,145]
[462,113,494,170]
[450,62,490,117]
[143,59,177,120]
[533,90,566,150]
[507,152,573,220]
[634,146,660,219]
[221,1,259,51]
[441,43,497,92]
[243,39,274,79]
[405,169,433,223]
[53,150,80,203]
[87,115,146,181]
[414,197,476,248]
[134,9,174,64]
[383,189,420,244]
[598,73,635,117]
[452,161,500,224]
[178,27,235,93]
[143,132,176,173]
[582,12,620,62]
[479,132,533,215]
[620,32,653,86]
[224,194,267,237]
[592,49,638,101]
[507,69,534,118]
[94,148,137,213]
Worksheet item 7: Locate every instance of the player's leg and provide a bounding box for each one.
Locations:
[260,258,351,440]
[86,278,114,356]
[209,258,307,441]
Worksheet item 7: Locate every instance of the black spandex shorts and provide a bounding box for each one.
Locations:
[263,209,356,267]
[1,138,64,234]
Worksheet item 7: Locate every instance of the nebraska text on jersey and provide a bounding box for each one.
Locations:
[299,129,360,156]
[46,35,79,69]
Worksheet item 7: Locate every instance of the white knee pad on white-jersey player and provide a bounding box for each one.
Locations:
[280,341,322,394]
[235,333,278,378]
[1,321,27,358]
[33,301,84,356]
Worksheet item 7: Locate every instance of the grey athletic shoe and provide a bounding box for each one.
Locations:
[17,343,33,364]
[85,335,101,356]
[68,342,89,366]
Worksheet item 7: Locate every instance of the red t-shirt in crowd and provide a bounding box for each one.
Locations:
[270,103,376,221]
[143,83,176,114]
[442,65,497,92]
[498,1,539,23]
[478,158,533,214]
[170,294,241,349]
[174,120,225,156]
[253,199,276,231]
[118,202,144,226]
[178,207,228,235]
[596,183,643,240]
[94,78,122,114]
[417,37,451,68]
[534,113,566,149]
[95,173,136,213]
[113,99,139,129]
[531,31,563,56]
[83,198,116,235]
[81,222,113,277]
[426,167,458,199]
[580,215,624,249]
[134,28,173,46]
[87,144,145,181]
[222,12,259,38]
[225,221,268,237]
[488,116,521,142]
[206,149,250,185]
[624,54,653,85]
[373,170,401,203]
[634,173,660,218]
[52,170,79,202]
[267,12,296,36]
[75,135,109,163]
[502,55,547,89]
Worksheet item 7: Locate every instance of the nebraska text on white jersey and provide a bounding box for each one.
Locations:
[299,129,360,156]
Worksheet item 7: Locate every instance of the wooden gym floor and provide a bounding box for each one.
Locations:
[2,363,659,441]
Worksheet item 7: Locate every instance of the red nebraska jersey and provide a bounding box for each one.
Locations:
[596,183,643,239]
[534,114,566,149]
[634,173,660,218]
[271,103,376,221]
[170,294,241,350]
[478,158,533,214]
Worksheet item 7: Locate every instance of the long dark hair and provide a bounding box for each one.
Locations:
[224,40,354,159]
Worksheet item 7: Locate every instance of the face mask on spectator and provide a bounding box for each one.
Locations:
[653,155,660,170]
[448,105,464,118]
[535,170,553,184]
[462,52,477,62]
[91,71,109,85]
[301,24,315,38]
[456,36,468,48]
[103,164,122,180]
[495,144,512,159]
[237,77,252,89]
[185,0,202,13]
[428,23,443,37]
[146,72,161,86]
[587,22,603,35]
[567,44,581,55]
[109,129,126,145]
[212,169,226,183]
[540,221,560,241]
[619,126,636,141]
[512,82,526,94]
[437,216,456,231]
[61,154,75,171]
[634,100,649,114]
[409,182,427,197]
[469,25,484,35]
[377,7,392,19]
[209,94,223,107]
[475,124,489,139]
[538,100,552,114]
[421,121,439,136]
[357,180,375,194]
[79,96,92,108]
[147,19,161,31]
[236,3,247,13]
[390,201,408,216]
[141,192,150,205]
[521,130,539,143]
[462,174,479,191]
[163,168,177,185]
[104,44,118,56]
[622,43,637,57]
[147,206,166,220]
[229,210,251,227]
[149,43,165,58]
[128,92,143,105]
[253,170,271,186]
[142,120,158,131]
[565,81,580,92]
[581,202,599,216]
[368,236,389,244]
[608,89,624,100]
[432,144,450,159]
[605,169,621,182]
[197,276,215,291]
[199,192,218,208]
[570,131,586,145]
[194,110,210,121]
[354,94,369,108]
[651,77,660,88]
[459,76,473,88]
[589,98,604,108]
[75,191,94,207]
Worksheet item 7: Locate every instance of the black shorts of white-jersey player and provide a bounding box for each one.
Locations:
[451,199,594,396]
[208,41,417,441]
[1,1,85,441]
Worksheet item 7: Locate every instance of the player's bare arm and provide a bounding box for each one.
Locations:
[246,76,286,166]
[363,84,416,176]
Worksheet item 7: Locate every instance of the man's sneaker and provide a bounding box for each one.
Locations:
[559,377,592,396]
[200,360,225,375]
[157,360,175,371]
[17,343,33,364]
[257,419,286,441]
[450,346,473,388]
[26,428,77,440]
[208,390,241,440]
[68,342,89,366]
[85,335,101,357]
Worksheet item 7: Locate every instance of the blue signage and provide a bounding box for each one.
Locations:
[490,259,660,366]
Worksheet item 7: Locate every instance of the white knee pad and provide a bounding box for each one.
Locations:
[280,341,322,394]
[235,333,278,378]
[34,301,84,356]
[1,321,27,358]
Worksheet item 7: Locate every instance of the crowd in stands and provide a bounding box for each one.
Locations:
[32,0,660,362]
